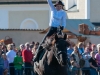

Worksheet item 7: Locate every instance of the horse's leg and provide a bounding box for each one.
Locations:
[34,51,48,75]
[34,72,38,75]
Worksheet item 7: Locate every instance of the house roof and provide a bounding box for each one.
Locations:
[0,29,44,31]
[65,19,100,37]
[92,23,100,26]
[39,27,71,34]
[0,0,56,4]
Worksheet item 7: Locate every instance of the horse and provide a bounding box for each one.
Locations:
[34,33,70,75]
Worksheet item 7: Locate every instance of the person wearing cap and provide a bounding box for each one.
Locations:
[43,0,66,42]
[34,0,67,62]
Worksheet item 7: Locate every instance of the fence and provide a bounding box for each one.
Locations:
[7,66,100,75]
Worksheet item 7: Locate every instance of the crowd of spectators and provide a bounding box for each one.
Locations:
[68,42,100,75]
[0,41,39,75]
[0,40,100,75]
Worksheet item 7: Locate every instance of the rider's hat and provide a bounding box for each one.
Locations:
[54,0,64,7]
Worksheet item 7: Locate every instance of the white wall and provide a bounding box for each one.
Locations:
[20,18,38,29]
[90,0,100,22]
[74,0,77,5]
[0,10,8,29]
[66,0,77,10]
[85,0,90,19]
[0,4,50,29]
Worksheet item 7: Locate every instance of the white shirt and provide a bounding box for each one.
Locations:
[47,0,66,28]
[6,50,16,63]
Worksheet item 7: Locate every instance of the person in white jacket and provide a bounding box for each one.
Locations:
[34,0,67,62]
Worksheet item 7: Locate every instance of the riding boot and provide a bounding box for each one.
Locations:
[34,45,43,62]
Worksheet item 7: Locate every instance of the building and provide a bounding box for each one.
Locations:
[0,0,100,29]
[0,0,51,46]
[0,0,56,29]
[63,0,100,27]
[62,0,100,44]
[0,0,100,45]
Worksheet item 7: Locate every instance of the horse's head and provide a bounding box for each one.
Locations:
[53,33,70,66]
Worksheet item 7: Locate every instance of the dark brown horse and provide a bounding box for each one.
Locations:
[34,33,70,75]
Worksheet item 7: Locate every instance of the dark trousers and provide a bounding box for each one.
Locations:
[0,67,3,75]
[82,67,90,75]
[41,26,57,44]
[15,69,21,75]
[24,62,32,75]
[34,27,57,61]
[9,63,15,75]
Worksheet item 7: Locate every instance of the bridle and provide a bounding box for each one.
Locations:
[52,39,67,64]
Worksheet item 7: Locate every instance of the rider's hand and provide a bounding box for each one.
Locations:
[60,26,64,30]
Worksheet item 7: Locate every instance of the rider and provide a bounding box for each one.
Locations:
[34,0,67,62]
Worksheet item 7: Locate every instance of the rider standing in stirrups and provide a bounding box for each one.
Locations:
[34,0,67,62]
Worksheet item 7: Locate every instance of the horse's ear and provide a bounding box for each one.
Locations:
[55,34,58,40]
[64,34,67,40]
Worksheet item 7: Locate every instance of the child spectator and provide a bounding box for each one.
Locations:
[0,51,4,75]
[14,50,23,75]
[70,60,79,75]
[2,54,9,75]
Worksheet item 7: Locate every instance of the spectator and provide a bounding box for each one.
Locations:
[67,45,74,58]
[0,51,4,75]
[19,44,25,73]
[35,42,39,48]
[32,43,38,55]
[95,44,100,66]
[2,45,8,54]
[70,60,79,75]
[19,44,25,56]
[14,50,23,75]
[6,44,16,75]
[87,42,92,52]
[29,44,34,52]
[71,46,80,75]
[89,51,98,75]
[0,43,3,53]
[22,42,33,75]
[77,42,84,54]
[2,53,9,75]
[91,44,98,54]
[82,47,91,75]
[11,43,17,52]
[30,41,35,46]
[71,46,80,65]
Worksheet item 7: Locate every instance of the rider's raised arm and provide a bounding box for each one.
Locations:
[62,12,66,28]
[47,0,56,11]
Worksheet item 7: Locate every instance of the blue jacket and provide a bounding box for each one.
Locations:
[0,56,4,68]
[47,0,66,28]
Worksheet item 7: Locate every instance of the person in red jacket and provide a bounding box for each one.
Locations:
[22,42,33,75]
